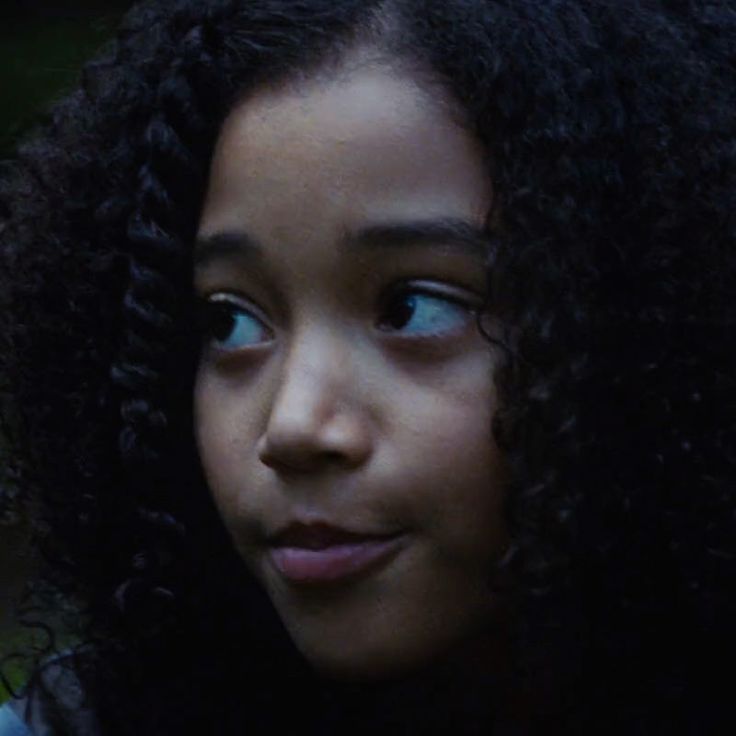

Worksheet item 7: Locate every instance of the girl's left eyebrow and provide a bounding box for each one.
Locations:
[194,217,490,268]
[342,218,490,259]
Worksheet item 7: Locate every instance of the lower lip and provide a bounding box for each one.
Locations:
[269,535,405,585]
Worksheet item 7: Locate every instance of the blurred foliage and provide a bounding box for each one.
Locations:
[0,1,132,157]
[0,525,33,704]
[0,591,82,704]
[1,1,133,704]
[0,633,30,704]
[0,1,131,501]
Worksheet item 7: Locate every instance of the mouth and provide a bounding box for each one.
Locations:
[266,522,406,585]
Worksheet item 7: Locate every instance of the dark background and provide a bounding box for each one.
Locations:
[0,0,132,156]
[0,0,134,699]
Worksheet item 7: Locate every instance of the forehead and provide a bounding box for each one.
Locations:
[198,59,492,244]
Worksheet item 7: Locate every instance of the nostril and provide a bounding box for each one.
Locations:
[260,443,342,473]
[257,432,364,473]
[256,394,373,472]
[257,433,318,472]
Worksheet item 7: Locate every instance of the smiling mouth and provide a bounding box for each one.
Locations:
[268,533,406,585]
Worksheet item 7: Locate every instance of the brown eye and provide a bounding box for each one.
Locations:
[199,297,272,350]
[379,292,418,330]
[208,302,238,342]
[377,288,472,337]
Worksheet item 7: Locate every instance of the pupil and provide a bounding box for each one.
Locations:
[211,305,236,341]
[386,294,416,329]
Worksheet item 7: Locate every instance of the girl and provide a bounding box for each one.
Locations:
[1,0,734,733]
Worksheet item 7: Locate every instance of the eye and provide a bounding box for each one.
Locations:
[376,286,476,338]
[199,296,272,351]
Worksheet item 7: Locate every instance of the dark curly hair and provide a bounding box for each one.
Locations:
[1,0,735,734]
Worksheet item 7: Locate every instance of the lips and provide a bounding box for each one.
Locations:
[270,522,388,549]
[267,522,405,584]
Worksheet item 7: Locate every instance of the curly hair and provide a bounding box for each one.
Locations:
[1,0,735,733]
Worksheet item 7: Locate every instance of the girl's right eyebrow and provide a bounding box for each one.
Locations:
[194,217,490,269]
[194,231,264,269]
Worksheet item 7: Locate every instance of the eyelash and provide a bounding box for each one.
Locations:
[197,284,480,353]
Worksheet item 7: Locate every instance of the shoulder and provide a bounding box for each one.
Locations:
[2,651,100,736]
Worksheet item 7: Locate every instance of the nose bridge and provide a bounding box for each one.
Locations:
[276,324,347,418]
[258,321,371,471]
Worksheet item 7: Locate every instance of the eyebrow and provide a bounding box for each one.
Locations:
[193,217,490,268]
[193,231,263,268]
[345,218,490,257]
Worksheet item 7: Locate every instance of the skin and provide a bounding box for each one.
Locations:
[194,51,507,682]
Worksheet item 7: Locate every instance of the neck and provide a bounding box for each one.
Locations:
[315,617,520,735]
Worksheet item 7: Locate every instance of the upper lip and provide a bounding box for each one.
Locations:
[268,522,399,550]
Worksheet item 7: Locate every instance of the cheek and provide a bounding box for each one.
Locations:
[390,356,506,559]
[431,415,505,564]
[193,372,251,528]
[194,374,226,482]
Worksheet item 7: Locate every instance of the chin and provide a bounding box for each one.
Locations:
[294,633,456,684]
[313,658,409,684]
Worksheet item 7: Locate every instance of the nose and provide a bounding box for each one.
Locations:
[256,330,373,473]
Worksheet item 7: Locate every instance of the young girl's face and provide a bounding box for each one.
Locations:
[194,52,506,680]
